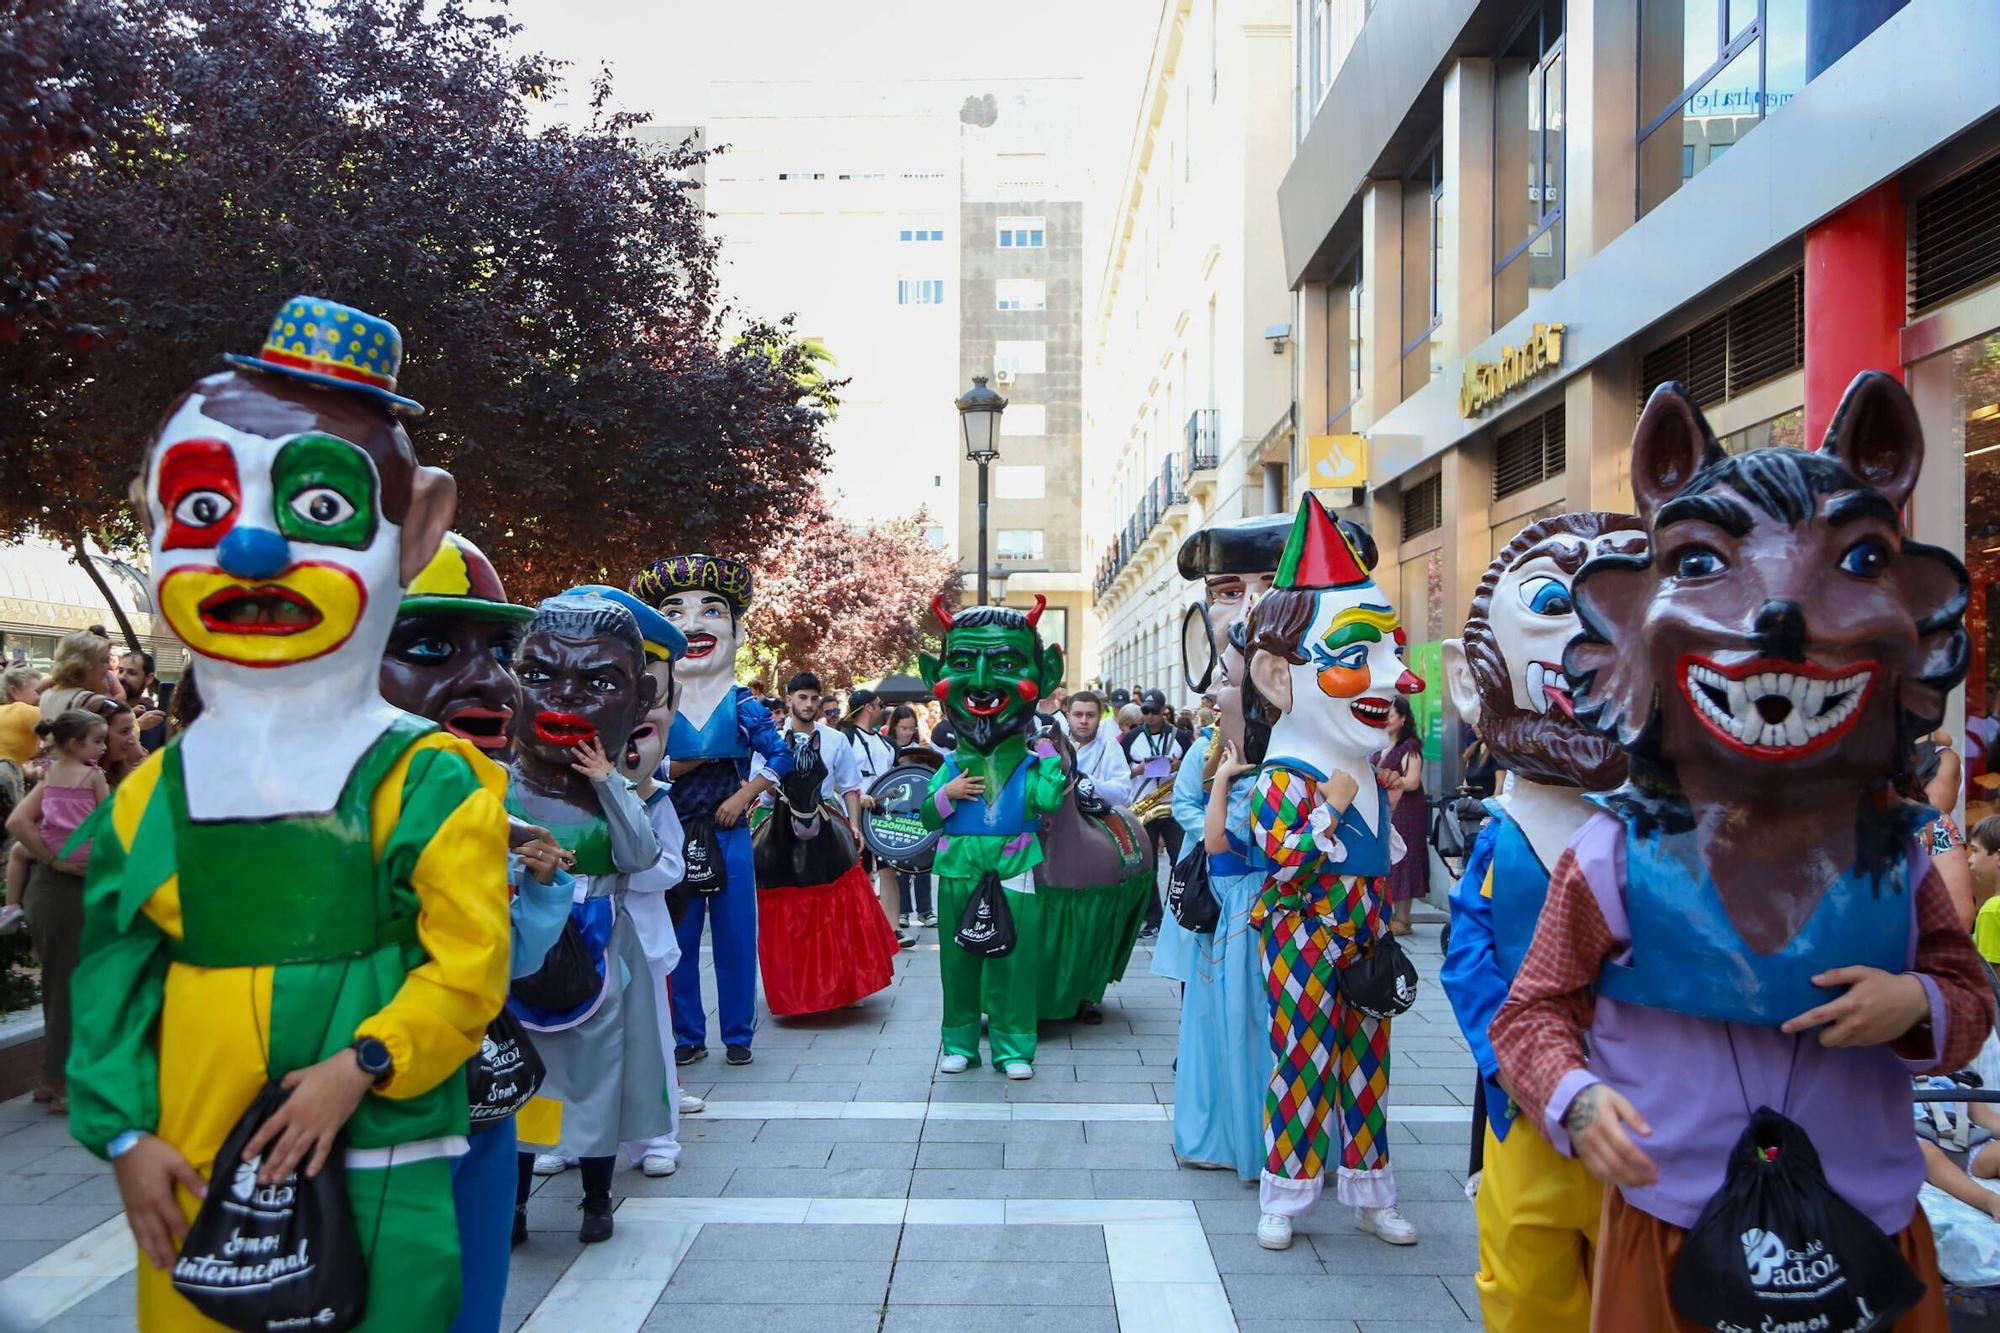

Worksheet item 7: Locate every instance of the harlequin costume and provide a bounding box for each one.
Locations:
[1490,377,1995,1332]
[1240,496,1422,1240]
[381,532,574,1333]
[918,597,1068,1073]
[66,298,512,1330]
[1436,512,1640,1332]
[1163,514,1289,1176]
[630,554,794,1058]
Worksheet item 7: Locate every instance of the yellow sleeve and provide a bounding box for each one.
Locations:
[1977,898,2000,966]
[355,738,512,1100]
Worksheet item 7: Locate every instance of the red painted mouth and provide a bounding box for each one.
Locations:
[1677,654,1880,760]
[683,633,717,660]
[963,689,1007,717]
[1350,697,1392,728]
[534,711,596,747]
[443,705,513,750]
[197,585,322,636]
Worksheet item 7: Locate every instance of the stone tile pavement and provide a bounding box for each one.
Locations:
[0,918,1484,1332]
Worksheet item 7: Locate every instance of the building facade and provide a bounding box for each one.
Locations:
[1278,0,2000,797]
[1087,0,1297,699]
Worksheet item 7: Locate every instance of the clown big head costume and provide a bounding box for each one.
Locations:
[68,299,512,1330]
[1240,493,1423,1249]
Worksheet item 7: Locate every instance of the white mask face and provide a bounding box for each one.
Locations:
[657,591,743,685]
[1263,582,1420,770]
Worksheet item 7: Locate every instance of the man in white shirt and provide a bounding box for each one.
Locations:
[779,672,863,835]
[1066,690,1134,808]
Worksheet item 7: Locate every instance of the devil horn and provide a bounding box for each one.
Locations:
[1024,594,1046,627]
[932,593,954,628]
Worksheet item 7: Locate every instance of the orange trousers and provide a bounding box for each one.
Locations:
[1591,1186,1947,1333]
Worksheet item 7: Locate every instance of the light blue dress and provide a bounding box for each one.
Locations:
[1149,730,1210,982]
[1169,730,1274,1178]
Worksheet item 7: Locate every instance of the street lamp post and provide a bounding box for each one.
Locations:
[956,375,1007,606]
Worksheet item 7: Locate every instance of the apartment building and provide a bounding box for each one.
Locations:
[1280,0,2000,785]
[1087,0,1297,697]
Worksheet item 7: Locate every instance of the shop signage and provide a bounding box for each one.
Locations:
[1305,433,1367,489]
[1459,322,1565,418]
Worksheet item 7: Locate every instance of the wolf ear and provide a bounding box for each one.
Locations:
[1630,382,1725,525]
[1824,371,1923,511]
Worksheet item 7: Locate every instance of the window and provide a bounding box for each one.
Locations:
[995,279,1046,311]
[994,340,1047,376]
[996,216,1046,248]
[896,278,945,306]
[995,465,1046,499]
[1305,0,1368,120]
[1002,404,1047,436]
[1638,0,1806,216]
[1325,249,1363,427]
[1401,140,1445,400]
[997,529,1045,561]
[921,525,948,549]
[898,222,946,242]
[1492,403,1567,498]
[1493,1,1566,326]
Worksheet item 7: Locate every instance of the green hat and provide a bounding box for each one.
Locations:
[399,532,533,623]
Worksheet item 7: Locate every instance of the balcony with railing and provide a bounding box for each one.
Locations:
[1094,453,1199,606]
[1184,408,1219,496]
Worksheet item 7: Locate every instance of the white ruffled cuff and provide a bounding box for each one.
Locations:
[1306,800,1350,863]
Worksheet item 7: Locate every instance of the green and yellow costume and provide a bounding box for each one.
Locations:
[68,719,510,1331]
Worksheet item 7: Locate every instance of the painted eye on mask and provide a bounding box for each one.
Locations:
[1672,546,1727,579]
[1518,575,1573,617]
[273,434,378,550]
[1838,538,1891,579]
[396,636,452,664]
[174,490,236,529]
[1310,642,1370,673]
[289,486,357,528]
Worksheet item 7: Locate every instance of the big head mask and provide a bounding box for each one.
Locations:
[919,596,1065,755]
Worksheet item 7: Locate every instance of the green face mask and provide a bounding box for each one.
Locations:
[919,616,1063,755]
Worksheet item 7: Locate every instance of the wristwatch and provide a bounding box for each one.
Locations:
[351,1037,394,1086]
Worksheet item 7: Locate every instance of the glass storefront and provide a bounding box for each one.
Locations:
[1719,406,1804,453]
[1939,332,2000,823]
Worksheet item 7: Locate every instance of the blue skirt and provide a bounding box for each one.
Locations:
[1172,867,1272,1178]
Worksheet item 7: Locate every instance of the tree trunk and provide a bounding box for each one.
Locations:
[68,529,142,653]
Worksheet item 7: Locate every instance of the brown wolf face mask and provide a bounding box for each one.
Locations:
[1565,372,1969,796]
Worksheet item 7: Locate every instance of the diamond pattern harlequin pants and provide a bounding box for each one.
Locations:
[1256,873,1393,1213]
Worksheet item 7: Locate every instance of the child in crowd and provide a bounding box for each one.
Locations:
[1970,816,2000,964]
[1,709,108,1109]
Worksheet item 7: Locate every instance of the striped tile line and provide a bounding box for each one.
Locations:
[0,1216,136,1329]
[691,1098,1473,1123]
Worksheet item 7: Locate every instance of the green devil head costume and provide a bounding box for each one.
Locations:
[918,594,1064,756]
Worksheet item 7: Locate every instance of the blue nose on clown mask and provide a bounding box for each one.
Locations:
[216,526,293,580]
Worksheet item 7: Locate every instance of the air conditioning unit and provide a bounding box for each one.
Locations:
[994,369,1016,385]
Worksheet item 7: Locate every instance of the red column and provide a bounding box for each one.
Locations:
[1802,180,1905,447]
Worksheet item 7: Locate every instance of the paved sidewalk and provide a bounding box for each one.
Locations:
[0,920,1483,1332]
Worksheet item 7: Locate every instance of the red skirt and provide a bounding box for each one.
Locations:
[757,861,899,1015]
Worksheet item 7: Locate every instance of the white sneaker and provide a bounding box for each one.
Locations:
[0,904,23,934]
[641,1154,677,1178]
[679,1091,706,1115]
[1256,1212,1294,1251]
[531,1154,571,1177]
[1003,1062,1034,1081]
[938,1053,971,1074]
[1356,1204,1418,1245]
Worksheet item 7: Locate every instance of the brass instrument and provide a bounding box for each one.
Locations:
[1130,781,1175,826]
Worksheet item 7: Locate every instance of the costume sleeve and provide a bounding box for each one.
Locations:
[921,762,954,832]
[1088,738,1136,808]
[626,795,686,894]
[1896,866,1996,1072]
[741,688,795,779]
[1976,898,2000,966]
[66,800,170,1157]
[595,773,661,875]
[1026,740,1067,816]
[1440,821,1505,1083]
[826,729,864,797]
[1250,768,1326,884]
[1170,734,1208,842]
[509,867,574,980]
[1489,846,1619,1157]
[357,744,511,1101]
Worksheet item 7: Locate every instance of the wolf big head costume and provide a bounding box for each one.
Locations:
[1490,374,1995,1332]
[1439,512,1642,1332]
[69,299,512,1330]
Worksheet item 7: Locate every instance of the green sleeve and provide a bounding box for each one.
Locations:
[919,763,952,833]
[1025,752,1067,816]
[67,814,169,1158]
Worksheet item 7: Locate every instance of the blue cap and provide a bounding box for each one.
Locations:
[566,584,687,662]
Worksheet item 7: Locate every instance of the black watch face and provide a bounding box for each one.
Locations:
[356,1039,391,1075]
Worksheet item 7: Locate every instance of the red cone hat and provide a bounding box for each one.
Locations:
[1274,492,1370,589]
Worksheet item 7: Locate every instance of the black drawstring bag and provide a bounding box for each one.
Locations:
[1166,843,1219,934]
[509,915,598,1012]
[467,1008,546,1126]
[954,871,1016,958]
[1670,1106,1925,1333]
[682,818,724,896]
[1337,932,1419,1020]
[173,1083,367,1331]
